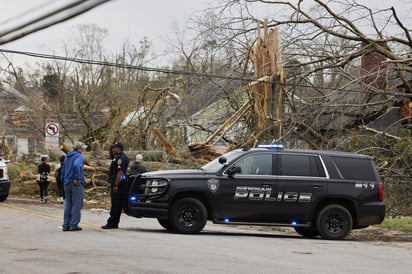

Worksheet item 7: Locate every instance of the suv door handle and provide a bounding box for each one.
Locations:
[311,184,324,189]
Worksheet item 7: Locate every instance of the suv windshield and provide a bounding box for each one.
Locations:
[201,150,242,172]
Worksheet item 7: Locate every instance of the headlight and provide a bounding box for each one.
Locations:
[2,167,8,180]
[145,179,168,194]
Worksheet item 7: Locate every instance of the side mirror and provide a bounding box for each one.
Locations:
[218,157,227,165]
[226,165,241,176]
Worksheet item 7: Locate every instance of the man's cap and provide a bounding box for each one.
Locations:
[113,142,124,151]
[136,154,143,161]
[73,141,87,150]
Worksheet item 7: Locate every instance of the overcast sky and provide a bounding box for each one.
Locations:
[0,0,211,69]
[0,0,410,70]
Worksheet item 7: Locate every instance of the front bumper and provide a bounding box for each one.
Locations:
[0,180,10,195]
[127,175,170,218]
[128,200,169,218]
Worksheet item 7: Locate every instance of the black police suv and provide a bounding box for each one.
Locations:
[126,145,385,240]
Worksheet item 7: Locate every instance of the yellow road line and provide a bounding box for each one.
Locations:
[0,203,104,231]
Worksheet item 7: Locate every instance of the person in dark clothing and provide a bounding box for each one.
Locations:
[129,154,148,175]
[37,156,50,203]
[102,142,129,229]
[55,155,66,203]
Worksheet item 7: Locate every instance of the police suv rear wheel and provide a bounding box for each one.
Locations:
[170,198,207,234]
[316,204,353,240]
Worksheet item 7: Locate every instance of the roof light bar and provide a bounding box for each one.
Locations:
[258,144,284,150]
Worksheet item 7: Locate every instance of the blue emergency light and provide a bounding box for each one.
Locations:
[258,144,284,150]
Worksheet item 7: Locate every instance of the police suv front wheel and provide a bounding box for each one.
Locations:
[316,204,353,240]
[169,198,207,234]
[0,194,8,202]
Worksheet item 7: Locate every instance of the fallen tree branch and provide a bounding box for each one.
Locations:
[359,125,401,140]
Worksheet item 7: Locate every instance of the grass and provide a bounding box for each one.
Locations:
[378,217,412,233]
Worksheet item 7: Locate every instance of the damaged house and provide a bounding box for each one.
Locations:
[0,85,109,158]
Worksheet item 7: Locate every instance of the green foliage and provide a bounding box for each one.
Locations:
[7,163,31,182]
[42,72,61,96]
[392,131,412,165]
[334,132,412,217]
[379,217,412,233]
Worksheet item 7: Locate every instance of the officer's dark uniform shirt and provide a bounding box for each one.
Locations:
[109,151,129,186]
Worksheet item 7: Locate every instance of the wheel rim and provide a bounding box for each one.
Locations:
[324,213,346,234]
[177,206,199,227]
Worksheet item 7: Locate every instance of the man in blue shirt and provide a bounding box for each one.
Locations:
[61,141,87,231]
[102,142,129,229]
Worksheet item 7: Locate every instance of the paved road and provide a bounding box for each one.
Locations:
[1,198,411,274]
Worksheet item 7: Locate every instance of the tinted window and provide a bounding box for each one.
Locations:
[235,153,272,175]
[279,154,325,177]
[332,156,377,181]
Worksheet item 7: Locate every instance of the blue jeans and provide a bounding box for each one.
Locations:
[63,182,84,229]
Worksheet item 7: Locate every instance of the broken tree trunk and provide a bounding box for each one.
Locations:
[250,19,286,141]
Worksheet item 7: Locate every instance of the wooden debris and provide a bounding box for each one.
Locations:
[205,101,251,146]
[359,126,401,140]
[188,142,228,161]
[152,127,179,157]
[60,142,95,167]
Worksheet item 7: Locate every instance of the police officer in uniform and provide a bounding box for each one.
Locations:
[102,142,129,229]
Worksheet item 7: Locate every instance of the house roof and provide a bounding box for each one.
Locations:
[297,83,391,132]
[367,107,401,131]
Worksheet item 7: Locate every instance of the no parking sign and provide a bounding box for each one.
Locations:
[45,123,59,136]
[45,123,60,149]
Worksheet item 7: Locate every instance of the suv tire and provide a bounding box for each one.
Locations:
[169,198,207,234]
[316,204,353,240]
[0,194,8,202]
[157,218,173,231]
[294,226,319,237]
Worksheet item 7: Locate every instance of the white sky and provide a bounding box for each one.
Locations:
[0,0,210,69]
[0,0,410,70]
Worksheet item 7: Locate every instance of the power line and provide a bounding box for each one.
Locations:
[0,0,112,45]
[0,0,57,26]
[0,48,268,83]
[0,47,411,99]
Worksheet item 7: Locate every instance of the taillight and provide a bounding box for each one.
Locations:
[378,181,384,201]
